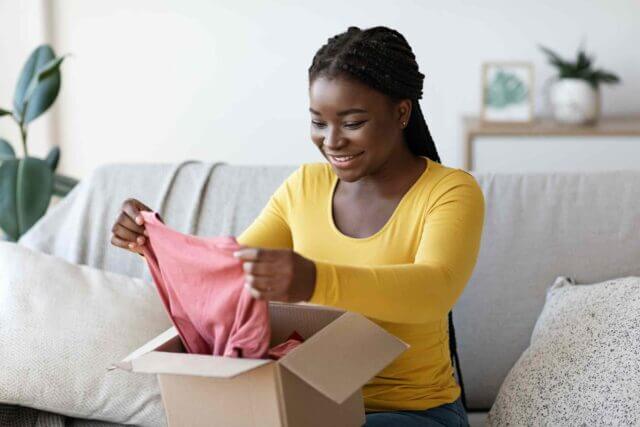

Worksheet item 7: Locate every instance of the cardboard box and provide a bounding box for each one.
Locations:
[110,302,409,427]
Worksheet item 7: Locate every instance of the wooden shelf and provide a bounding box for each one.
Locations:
[463,115,640,171]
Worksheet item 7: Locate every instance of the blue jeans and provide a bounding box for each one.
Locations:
[364,397,470,426]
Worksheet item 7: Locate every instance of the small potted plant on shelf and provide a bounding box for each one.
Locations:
[539,44,620,125]
[0,44,78,242]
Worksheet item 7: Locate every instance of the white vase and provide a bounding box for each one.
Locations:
[550,78,600,125]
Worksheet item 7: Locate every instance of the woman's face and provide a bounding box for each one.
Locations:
[308,75,410,182]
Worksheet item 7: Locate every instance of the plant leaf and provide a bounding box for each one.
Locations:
[22,55,67,101]
[592,69,621,84]
[576,49,592,71]
[539,45,568,69]
[0,139,16,159]
[0,157,54,241]
[38,55,66,81]
[16,157,54,238]
[13,44,56,122]
[21,55,66,124]
[45,146,60,171]
[0,159,20,240]
[0,108,12,117]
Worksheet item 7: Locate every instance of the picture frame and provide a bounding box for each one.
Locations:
[480,61,534,124]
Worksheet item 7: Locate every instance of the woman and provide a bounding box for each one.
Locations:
[110,25,483,426]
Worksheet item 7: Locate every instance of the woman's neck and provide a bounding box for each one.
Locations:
[345,149,426,199]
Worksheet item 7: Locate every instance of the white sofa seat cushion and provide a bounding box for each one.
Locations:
[0,242,171,426]
[487,275,640,426]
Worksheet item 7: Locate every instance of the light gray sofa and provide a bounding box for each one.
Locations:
[5,160,640,426]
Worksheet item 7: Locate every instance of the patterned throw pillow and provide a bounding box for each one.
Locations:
[487,275,640,426]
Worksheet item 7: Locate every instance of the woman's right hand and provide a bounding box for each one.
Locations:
[110,198,156,256]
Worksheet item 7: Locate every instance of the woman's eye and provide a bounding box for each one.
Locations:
[311,121,366,129]
[345,121,366,129]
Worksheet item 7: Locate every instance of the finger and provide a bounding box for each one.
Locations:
[233,247,262,261]
[241,261,277,277]
[122,200,150,227]
[234,247,281,262]
[112,223,145,246]
[245,274,280,292]
[134,199,153,213]
[117,211,145,236]
[110,234,129,250]
[111,235,144,254]
[245,283,286,301]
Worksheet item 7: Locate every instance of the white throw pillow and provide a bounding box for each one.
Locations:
[0,242,171,426]
[488,275,640,426]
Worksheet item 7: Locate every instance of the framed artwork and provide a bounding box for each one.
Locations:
[481,62,534,123]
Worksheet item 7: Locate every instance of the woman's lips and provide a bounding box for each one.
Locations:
[327,151,364,168]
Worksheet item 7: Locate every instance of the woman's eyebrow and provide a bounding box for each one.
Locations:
[309,107,368,116]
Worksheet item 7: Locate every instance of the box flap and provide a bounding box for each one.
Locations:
[108,326,183,371]
[116,351,272,378]
[268,301,345,347]
[109,326,272,377]
[278,311,409,404]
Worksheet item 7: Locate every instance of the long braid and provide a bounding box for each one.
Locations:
[308,25,467,410]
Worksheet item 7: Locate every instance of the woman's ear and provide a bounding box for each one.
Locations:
[396,98,412,127]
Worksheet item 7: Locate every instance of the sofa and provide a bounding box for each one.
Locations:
[3,159,640,426]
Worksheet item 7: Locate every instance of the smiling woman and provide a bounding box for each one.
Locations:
[233,25,483,427]
[111,27,485,427]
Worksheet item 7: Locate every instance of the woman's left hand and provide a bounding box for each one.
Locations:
[233,246,316,302]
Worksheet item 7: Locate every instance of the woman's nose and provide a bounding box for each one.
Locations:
[323,130,347,150]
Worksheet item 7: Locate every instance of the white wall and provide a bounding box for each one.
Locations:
[0,0,53,159]
[1,0,639,178]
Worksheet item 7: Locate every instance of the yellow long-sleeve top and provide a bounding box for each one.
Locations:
[236,155,485,411]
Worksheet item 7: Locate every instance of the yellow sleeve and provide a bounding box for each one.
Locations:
[309,170,485,324]
[235,166,300,250]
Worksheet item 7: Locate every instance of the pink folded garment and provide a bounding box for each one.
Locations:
[139,210,271,358]
[267,331,305,360]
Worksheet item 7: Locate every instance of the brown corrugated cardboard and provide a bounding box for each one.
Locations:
[110,302,409,427]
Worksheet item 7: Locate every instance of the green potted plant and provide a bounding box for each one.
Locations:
[539,44,621,125]
[0,44,78,242]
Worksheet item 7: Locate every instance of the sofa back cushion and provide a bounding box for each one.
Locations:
[454,170,640,409]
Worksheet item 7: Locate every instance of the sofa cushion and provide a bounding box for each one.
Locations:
[467,411,488,427]
[487,275,640,426]
[0,242,171,426]
[452,170,640,409]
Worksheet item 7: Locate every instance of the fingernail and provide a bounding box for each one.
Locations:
[128,243,134,248]
[143,229,149,236]
[137,236,145,244]
[136,216,143,225]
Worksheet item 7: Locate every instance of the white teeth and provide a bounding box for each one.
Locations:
[332,153,360,162]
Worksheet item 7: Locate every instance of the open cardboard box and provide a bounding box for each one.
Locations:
[109,301,409,427]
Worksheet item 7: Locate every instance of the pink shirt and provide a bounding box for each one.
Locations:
[139,211,271,358]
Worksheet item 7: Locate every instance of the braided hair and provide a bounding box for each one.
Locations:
[308,26,468,410]
[308,25,441,163]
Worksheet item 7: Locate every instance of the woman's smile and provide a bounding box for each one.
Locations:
[327,151,365,168]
